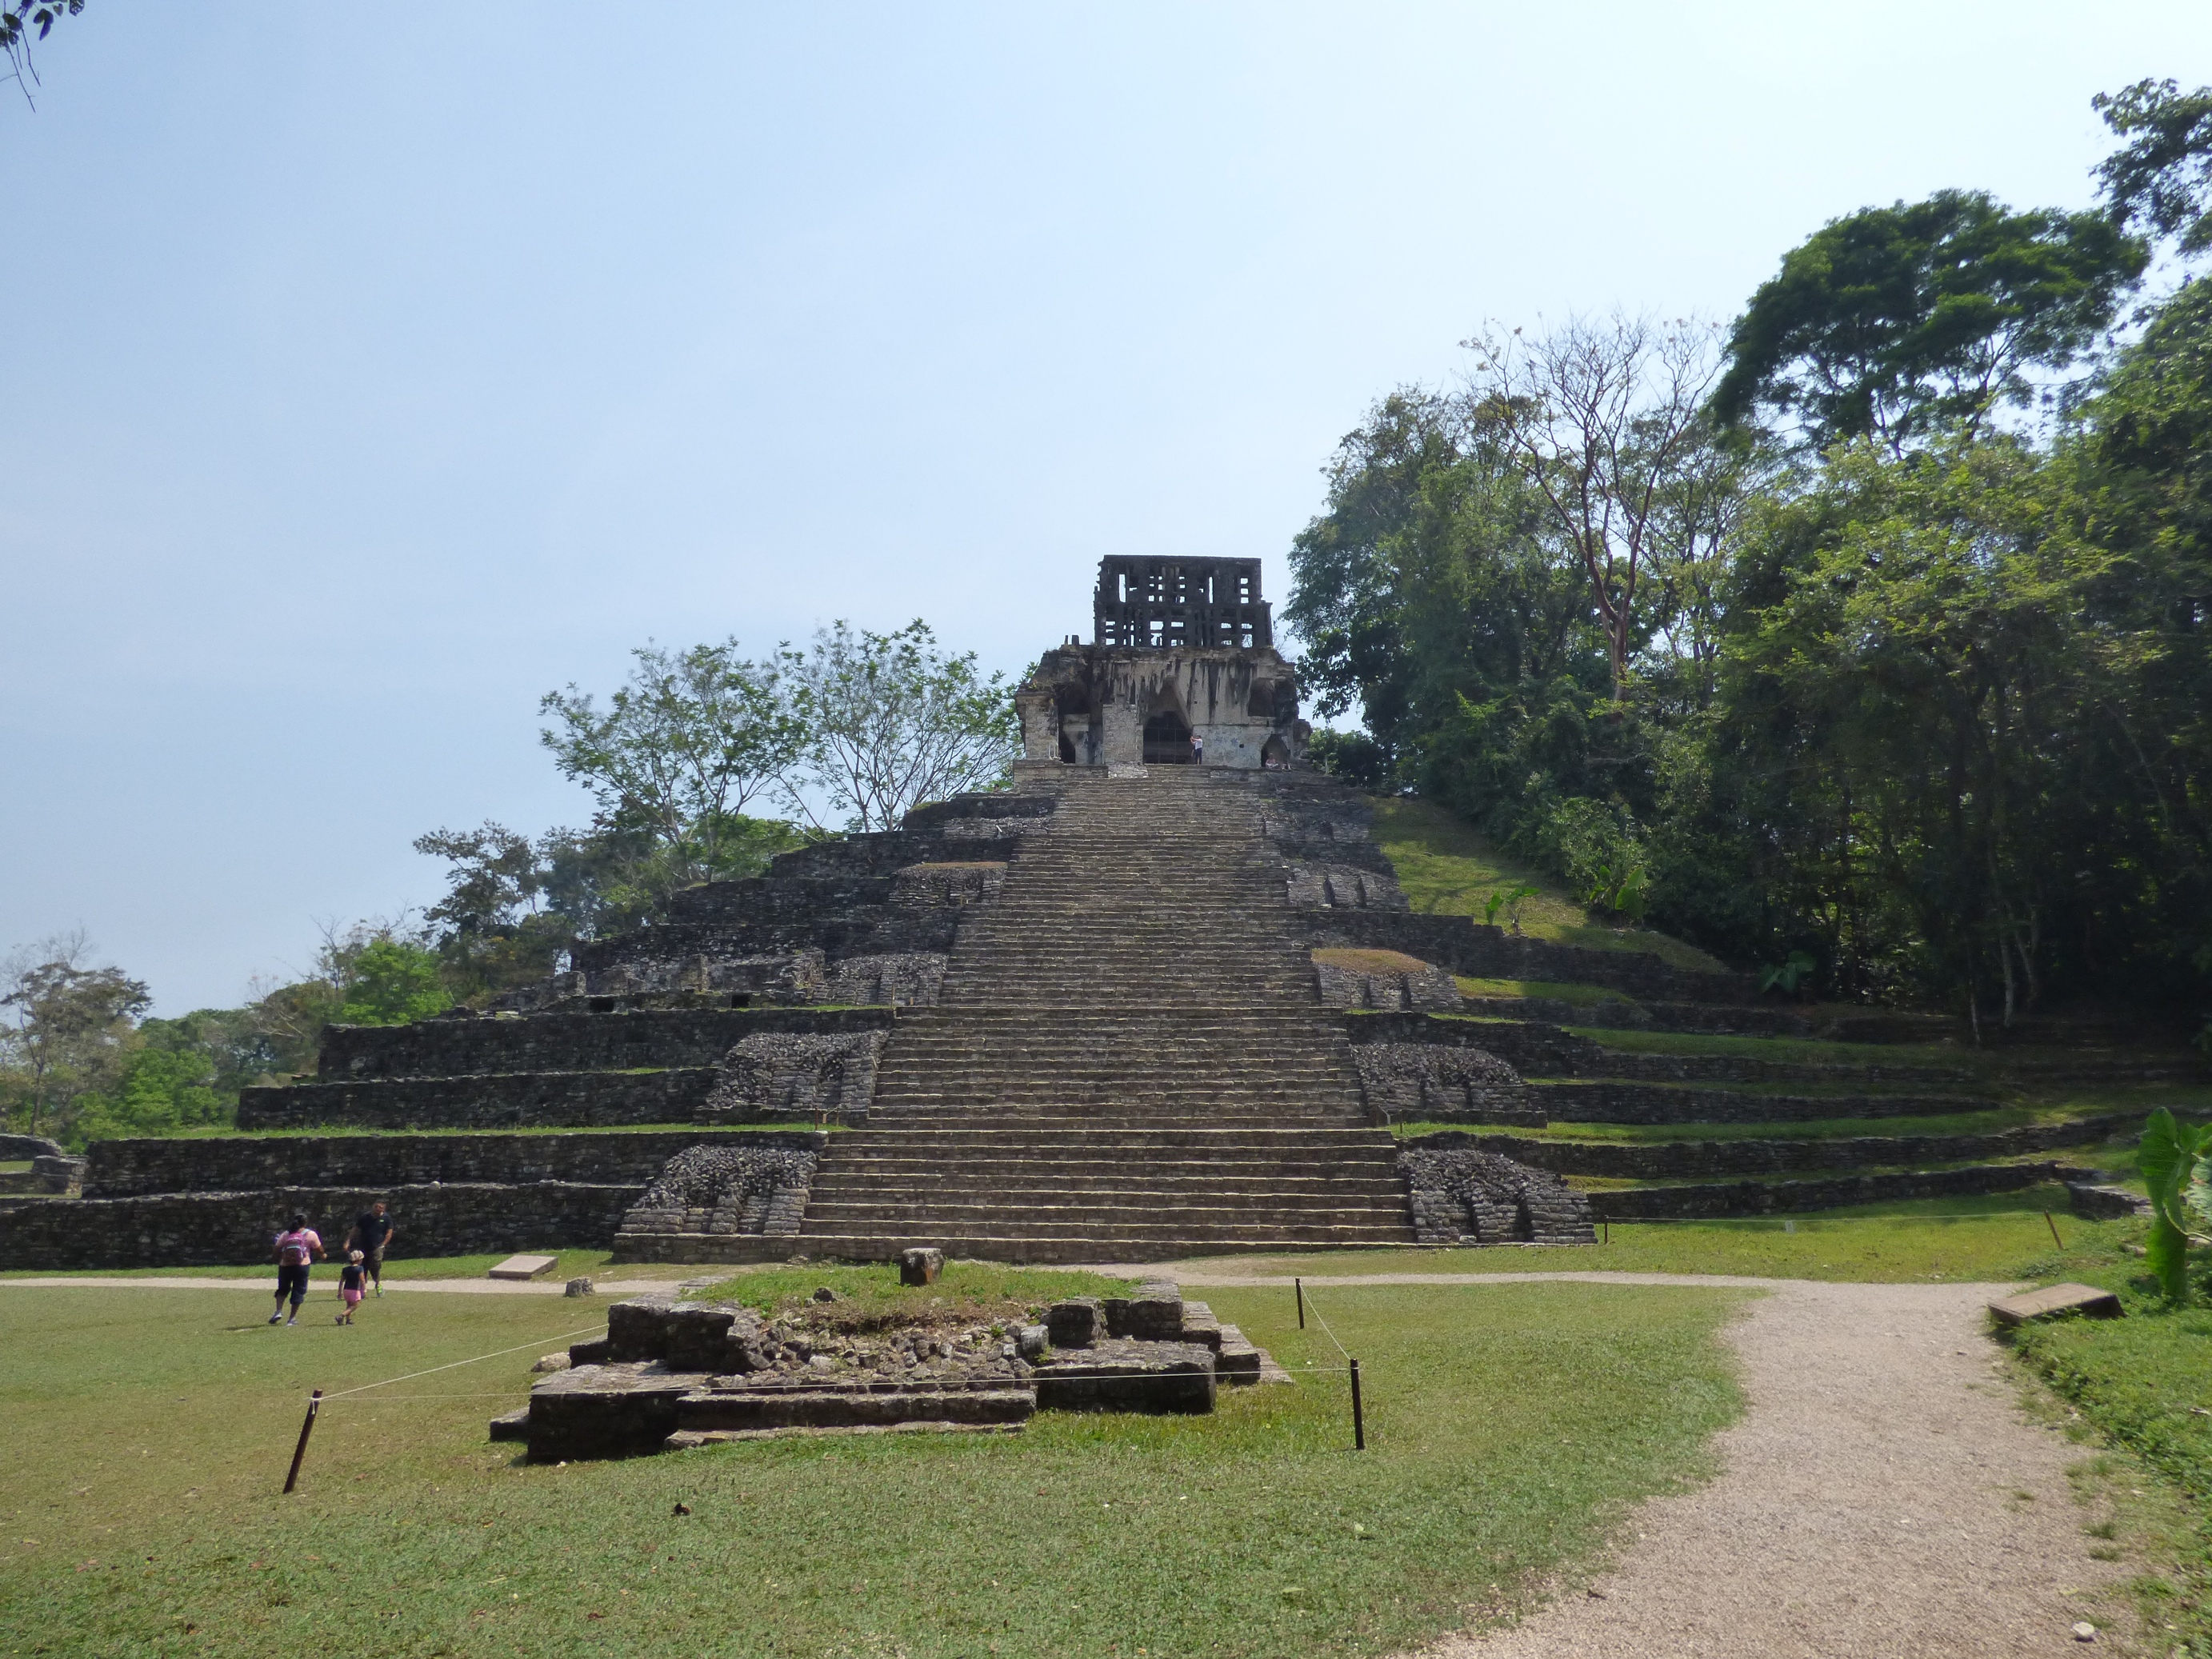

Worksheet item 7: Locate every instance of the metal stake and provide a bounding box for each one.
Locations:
[2045,1211,2064,1249]
[1295,1277,1304,1329]
[1350,1357,1365,1451]
[283,1389,323,1494]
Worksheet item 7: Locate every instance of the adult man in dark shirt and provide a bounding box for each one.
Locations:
[347,1200,396,1296]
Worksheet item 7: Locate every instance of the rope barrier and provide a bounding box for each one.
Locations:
[1297,1285,1353,1365]
[321,1325,606,1400]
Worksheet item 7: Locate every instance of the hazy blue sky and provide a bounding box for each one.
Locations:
[6,2,2209,1011]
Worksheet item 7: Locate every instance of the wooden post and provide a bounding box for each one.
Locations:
[1349,1358,1365,1451]
[1602,1219,1609,1245]
[1294,1277,1304,1329]
[283,1389,323,1494]
[2045,1211,2064,1249]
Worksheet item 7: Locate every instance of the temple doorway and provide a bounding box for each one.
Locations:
[1142,709,1194,764]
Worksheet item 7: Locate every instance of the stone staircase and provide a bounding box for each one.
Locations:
[793,770,1419,1261]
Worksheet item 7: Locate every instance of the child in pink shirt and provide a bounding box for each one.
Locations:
[335,1251,366,1324]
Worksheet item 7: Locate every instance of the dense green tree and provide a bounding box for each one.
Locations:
[1284,388,1650,865]
[413,813,813,1001]
[782,620,1019,832]
[0,934,150,1134]
[541,639,809,891]
[1464,314,1730,698]
[2095,78,2212,255]
[1711,190,2146,452]
[332,938,451,1026]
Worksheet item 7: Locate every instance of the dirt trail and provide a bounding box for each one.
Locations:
[1391,1277,2126,1659]
[1101,1266,2138,1655]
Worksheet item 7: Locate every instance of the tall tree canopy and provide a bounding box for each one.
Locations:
[782,621,1021,833]
[2095,78,2212,254]
[1710,190,2145,451]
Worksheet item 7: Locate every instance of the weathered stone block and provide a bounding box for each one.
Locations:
[1988,1283,2124,1325]
[702,1032,885,1125]
[1350,1043,1538,1125]
[1045,1297,1102,1348]
[526,1362,706,1461]
[1396,1143,1597,1245]
[1103,1280,1183,1341]
[1033,1339,1217,1413]
[898,1246,945,1285]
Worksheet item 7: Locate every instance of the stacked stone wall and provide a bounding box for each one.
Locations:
[1340,1012,1606,1077]
[314,1007,892,1081]
[1394,1141,1595,1244]
[1286,865,1408,910]
[702,1032,886,1123]
[82,1129,823,1199]
[1437,1115,2133,1181]
[665,877,895,925]
[1586,1161,2090,1220]
[238,1069,720,1131]
[1350,1043,1540,1125]
[1530,1081,1986,1125]
[822,953,946,1006]
[1305,911,1758,1004]
[614,1141,822,1249]
[578,913,959,971]
[1314,961,1462,1011]
[0,1181,643,1270]
[902,794,1058,828]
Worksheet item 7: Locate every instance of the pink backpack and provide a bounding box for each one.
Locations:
[275,1229,318,1265]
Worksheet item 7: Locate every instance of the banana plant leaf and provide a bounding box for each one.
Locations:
[2141,1107,2211,1301]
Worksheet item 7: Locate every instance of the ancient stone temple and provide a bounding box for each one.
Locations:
[1016,558,1310,769]
[0,557,1618,1269]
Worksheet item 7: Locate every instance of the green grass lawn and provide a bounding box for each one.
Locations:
[1406,1104,2110,1144]
[1216,1189,2129,1284]
[0,1273,1745,1658]
[1369,798,1725,973]
[0,1250,634,1283]
[1456,976,1644,1009]
[1999,1258,2212,1651]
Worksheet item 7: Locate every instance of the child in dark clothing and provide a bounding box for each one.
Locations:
[336,1251,366,1324]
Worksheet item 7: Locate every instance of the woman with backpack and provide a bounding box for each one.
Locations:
[269,1213,325,1326]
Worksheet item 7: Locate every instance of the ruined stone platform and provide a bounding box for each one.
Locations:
[506,1277,1279,1457]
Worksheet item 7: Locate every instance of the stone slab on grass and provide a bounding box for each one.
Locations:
[488,1253,559,1281]
[1033,1338,1216,1414]
[1214,1323,1263,1385]
[675,1385,1034,1434]
[1987,1282,2124,1326]
[525,1362,711,1461]
[665,1421,1025,1446]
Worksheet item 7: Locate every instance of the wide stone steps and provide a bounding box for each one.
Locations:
[784,769,1424,1257]
[805,1212,1406,1238]
[799,1207,1414,1238]
[808,1169,1403,1195]
[782,1230,1409,1264]
[822,1125,1389,1148]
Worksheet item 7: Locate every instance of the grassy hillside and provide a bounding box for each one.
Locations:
[1369,798,1726,974]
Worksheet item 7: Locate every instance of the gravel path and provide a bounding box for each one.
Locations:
[1100,1267,2135,1655]
[1402,1277,2128,1659]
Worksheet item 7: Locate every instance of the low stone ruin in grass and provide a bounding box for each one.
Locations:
[497,1275,1270,1460]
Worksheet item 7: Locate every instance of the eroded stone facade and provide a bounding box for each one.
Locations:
[1017,558,1310,769]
